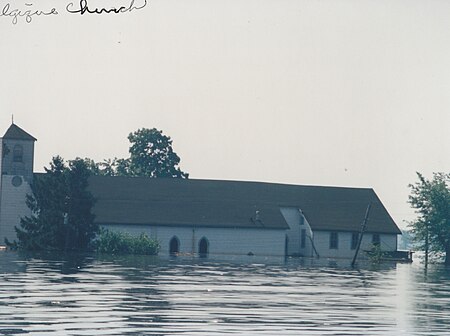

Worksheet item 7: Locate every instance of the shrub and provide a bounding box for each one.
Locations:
[96,229,160,255]
[365,244,385,264]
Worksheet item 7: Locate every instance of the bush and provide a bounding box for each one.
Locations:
[365,244,385,264]
[96,229,160,255]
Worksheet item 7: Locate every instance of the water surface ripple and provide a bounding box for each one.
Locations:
[0,252,449,335]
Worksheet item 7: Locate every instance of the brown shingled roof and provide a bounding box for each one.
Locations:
[2,124,37,141]
[88,176,401,234]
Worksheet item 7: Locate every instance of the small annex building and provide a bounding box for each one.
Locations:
[0,123,402,258]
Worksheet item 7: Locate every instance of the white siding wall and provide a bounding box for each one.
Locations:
[102,224,287,257]
[313,231,398,259]
[0,175,32,244]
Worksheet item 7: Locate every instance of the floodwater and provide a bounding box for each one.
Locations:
[0,251,449,336]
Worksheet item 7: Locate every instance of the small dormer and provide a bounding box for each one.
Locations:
[1,123,37,182]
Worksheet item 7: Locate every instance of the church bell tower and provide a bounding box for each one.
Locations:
[0,123,37,245]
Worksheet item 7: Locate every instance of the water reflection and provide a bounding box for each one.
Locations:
[0,251,449,335]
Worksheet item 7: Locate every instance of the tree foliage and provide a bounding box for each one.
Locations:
[79,157,130,177]
[408,172,450,265]
[127,128,188,178]
[2,143,10,159]
[7,156,97,251]
[83,128,188,178]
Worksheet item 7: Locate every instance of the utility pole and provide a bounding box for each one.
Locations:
[64,196,70,251]
[424,222,429,267]
[351,203,372,267]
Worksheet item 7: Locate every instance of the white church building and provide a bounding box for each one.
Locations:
[0,123,403,259]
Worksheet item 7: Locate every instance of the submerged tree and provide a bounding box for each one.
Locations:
[83,128,188,178]
[2,143,10,158]
[408,172,450,265]
[127,128,188,178]
[8,156,97,251]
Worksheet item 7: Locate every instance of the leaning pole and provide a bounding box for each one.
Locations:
[351,203,372,267]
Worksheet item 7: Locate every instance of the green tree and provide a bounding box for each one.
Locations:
[81,158,102,175]
[8,156,97,251]
[113,157,133,176]
[81,128,188,178]
[408,172,450,265]
[2,143,10,158]
[127,128,188,178]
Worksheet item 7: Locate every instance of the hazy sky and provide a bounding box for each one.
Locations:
[1,0,449,229]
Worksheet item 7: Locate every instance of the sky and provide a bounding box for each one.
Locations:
[1,0,449,229]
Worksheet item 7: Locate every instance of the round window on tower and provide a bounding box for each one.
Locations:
[12,176,23,187]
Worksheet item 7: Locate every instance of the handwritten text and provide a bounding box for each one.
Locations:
[66,0,147,16]
[1,3,58,24]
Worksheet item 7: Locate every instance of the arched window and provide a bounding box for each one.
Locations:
[13,144,23,163]
[169,236,180,255]
[198,237,209,257]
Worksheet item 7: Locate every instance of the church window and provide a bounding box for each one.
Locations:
[372,234,381,246]
[329,232,339,249]
[198,237,209,257]
[351,233,359,250]
[169,236,180,255]
[13,144,23,162]
[11,176,23,187]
